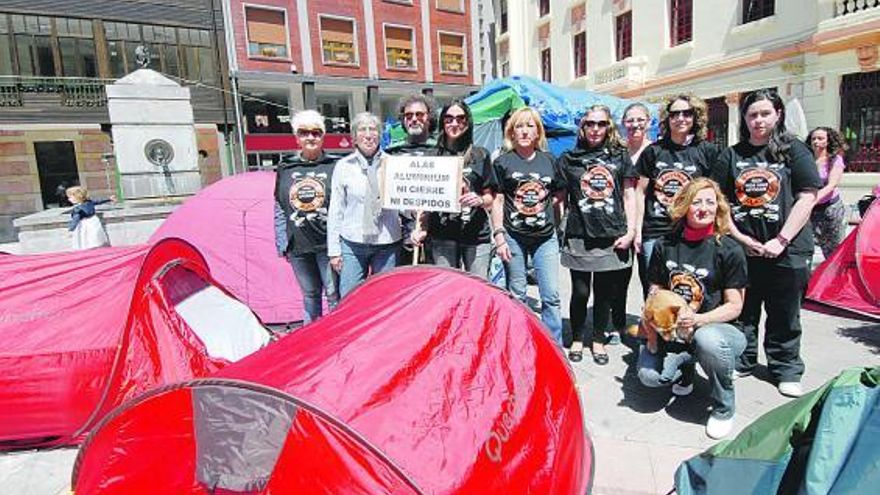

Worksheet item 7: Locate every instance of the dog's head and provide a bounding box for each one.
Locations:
[643,290,689,342]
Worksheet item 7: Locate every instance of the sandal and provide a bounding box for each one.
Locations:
[568,341,584,362]
[592,352,609,365]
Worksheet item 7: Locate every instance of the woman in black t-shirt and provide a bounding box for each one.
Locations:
[411,100,497,277]
[635,94,720,298]
[559,105,638,364]
[491,107,566,345]
[713,90,822,399]
[638,178,748,439]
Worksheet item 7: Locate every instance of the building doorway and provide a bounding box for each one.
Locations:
[34,141,79,208]
[840,70,880,172]
[705,97,729,147]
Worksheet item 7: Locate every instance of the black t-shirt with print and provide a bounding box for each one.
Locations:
[494,150,566,240]
[713,140,822,266]
[636,139,720,238]
[427,145,498,244]
[559,146,638,240]
[648,234,748,314]
[274,153,338,255]
[384,141,439,157]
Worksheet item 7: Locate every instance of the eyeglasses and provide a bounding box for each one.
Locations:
[669,109,695,119]
[583,120,609,129]
[296,128,324,138]
[404,111,427,120]
[443,114,468,125]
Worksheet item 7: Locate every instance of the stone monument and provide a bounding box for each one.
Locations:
[106,67,201,198]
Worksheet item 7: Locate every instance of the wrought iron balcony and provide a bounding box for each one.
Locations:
[835,0,880,17]
[0,76,114,108]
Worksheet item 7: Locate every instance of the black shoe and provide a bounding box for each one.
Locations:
[568,349,583,362]
[592,352,609,365]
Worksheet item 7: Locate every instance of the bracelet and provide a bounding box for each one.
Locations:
[775,233,790,247]
[493,227,507,237]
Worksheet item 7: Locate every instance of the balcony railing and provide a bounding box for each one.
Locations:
[835,0,880,17]
[0,76,113,108]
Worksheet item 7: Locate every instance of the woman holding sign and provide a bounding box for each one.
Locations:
[327,112,402,298]
[558,106,638,364]
[492,107,566,345]
[411,100,496,277]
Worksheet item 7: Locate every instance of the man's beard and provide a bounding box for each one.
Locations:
[406,124,426,137]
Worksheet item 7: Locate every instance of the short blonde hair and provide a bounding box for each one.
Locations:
[66,185,88,203]
[669,177,731,239]
[291,109,326,134]
[503,107,548,151]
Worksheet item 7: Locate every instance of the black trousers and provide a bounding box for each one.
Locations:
[737,257,811,382]
[569,267,632,345]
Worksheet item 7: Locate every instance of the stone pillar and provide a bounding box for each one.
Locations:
[725,92,741,147]
[106,69,201,199]
[302,82,317,110]
[366,85,380,115]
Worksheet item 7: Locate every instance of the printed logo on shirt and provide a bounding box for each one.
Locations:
[288,171,328,226]
[666,260,708,311]
[510,171,552,229]
[578,164,616,214]
[732,161,783,223]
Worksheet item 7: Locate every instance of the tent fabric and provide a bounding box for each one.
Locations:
[0,239,269,449]
[150,171,304,324]
[73,267,593,494]
[384,76,659,156]
[806,200,880,320]
[674,366,880,495]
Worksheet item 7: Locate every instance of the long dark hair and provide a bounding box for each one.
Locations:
[437,99,473,153]
[805,126,846,158]
[739,89,795,162]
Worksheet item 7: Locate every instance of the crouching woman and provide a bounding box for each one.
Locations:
[637,178,748,439]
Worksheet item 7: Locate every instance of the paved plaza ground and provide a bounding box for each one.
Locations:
[1,255,878,494]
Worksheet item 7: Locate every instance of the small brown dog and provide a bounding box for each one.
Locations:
[627,289,690,353]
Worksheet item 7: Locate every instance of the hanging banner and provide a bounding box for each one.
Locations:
[381,155,463,213]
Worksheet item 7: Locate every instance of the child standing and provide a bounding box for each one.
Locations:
[66,186,113,250]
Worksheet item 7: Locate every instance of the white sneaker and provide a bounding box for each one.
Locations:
[706,415,735,439]
[778,382,804,398]
[672,383,693,396]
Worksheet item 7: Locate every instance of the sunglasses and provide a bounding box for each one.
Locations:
[404,111,427,120]
[624,117,648,124]
[296,128,324,138]
[583,120,609,129]
[669,109,695,119]
[443,114,468,125]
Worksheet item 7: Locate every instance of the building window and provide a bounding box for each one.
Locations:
[317,92,352,133]
[742,0,774,24]
[500,1,508,34]
[539,0,550,17]
[11,14,55,76]
[541,48,551,82]
[705,97,728,148]
[245,6,288,58]
[436,0,464,13]
[670,0,692,46]
[104,21,140,77]
[178,28,216,83]
[615,11,632,61]
[573,31,586,78]
[319,16,357,66]
[106,22,213,82]
[142,25,179,77]
[243,88,291,134]
[384,25,415,70]
[439,32,466,74]
[55,18,97,77]
[841,70,880,172]
[0,15,12,75]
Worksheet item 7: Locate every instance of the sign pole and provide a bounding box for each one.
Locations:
[411,209,423,266]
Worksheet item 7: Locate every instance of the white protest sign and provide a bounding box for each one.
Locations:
[381,155,462,213]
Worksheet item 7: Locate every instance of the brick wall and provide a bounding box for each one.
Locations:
[231,0,302,74]
[196,128,224,186]
[308,0,370,79]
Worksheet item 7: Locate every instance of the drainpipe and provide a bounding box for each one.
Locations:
[220,0,247,173]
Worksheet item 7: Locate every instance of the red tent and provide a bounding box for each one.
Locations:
[73,268,593,494]
[150,171,304,324]
[806,201,880,320]
[0,239,270,449]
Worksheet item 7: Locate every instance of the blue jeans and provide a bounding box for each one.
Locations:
[505,233,562,345]
[637,237,659,299]
[288,250,338,324]
[637,323,746,419]
[339,238,399,298]
[430,239,492,279]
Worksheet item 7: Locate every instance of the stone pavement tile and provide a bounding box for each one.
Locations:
[0,448,76,495]
[590,436,703,495]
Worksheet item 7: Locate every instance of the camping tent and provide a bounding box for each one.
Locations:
[385,75,659,156]
[806,200,880,320]
[0,239,270,449]
[675,366,879,494]
[150,171,304,324]
[72,268,593,494]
